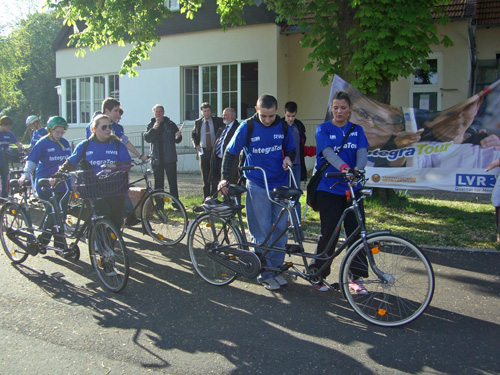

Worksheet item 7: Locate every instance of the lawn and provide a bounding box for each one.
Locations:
[179,191,498,250]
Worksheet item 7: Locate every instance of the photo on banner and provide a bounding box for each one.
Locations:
[327,75,500,193]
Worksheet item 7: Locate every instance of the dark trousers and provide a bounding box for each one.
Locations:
[1,162,8,198]
[153,162,179,199]
[96,195,126,230]
[314,190,368,279]
[199,150,216,199]
[39,191,69,247]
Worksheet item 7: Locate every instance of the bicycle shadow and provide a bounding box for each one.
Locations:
[8,234,500,374]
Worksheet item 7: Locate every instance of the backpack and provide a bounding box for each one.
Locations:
[237,119,289,185]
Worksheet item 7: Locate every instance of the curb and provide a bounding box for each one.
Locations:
[302,235,499,253]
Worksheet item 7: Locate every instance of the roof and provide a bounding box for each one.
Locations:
[474,0,500,25]
[282,0,500,33]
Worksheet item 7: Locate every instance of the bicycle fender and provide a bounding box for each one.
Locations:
[339,230,391,282]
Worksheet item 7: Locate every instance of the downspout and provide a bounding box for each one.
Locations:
[468,17,477,96]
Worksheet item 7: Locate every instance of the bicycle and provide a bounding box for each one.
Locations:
[186,167,435,327]
[124,159,187,246]
[0,167,130,293]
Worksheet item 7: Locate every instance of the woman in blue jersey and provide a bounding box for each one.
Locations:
[0,116,25,198]
[310,91,370,293]
[19,116,72,251]
[57,114,131,229]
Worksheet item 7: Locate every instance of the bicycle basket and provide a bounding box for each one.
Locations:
[74,165,130,199]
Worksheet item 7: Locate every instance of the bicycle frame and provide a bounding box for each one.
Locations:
[202,168,387,284]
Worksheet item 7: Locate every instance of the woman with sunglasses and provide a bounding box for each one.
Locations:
[57,114,131,228]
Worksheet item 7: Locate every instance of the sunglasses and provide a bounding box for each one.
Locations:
[100,124,113,130]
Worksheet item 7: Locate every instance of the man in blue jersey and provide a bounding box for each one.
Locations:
[218,94,296,291]
[25,115,48,149]
[0,116,25,198]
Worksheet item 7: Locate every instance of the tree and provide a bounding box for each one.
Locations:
[0,11,62,138]
[46,0,452,104]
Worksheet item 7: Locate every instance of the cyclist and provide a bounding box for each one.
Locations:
[218,94,296,291]
[0,116,25,198]
[57,114,131,229]
[25,115,48,149]
[310,91,369,293]
[18,116,72,253]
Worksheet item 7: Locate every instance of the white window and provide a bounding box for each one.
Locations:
[93,76,106,113]
[183,62,258,121]
[410,53,442,111]
[66,79,77,124]
[79,77,91,123]
[164,0,179,11]
[61,74,120,125]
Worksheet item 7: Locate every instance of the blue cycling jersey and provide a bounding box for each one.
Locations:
[30,127,48,147]
[226,118,296,189]
[315,121,369,195]
[68,138,131,172]
[0,131,19,165]
[27,136,71,195]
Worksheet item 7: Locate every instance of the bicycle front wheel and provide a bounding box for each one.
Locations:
[0,203,31,264]
[187,213,242,286]
[340,234,434,327]
[142,191,187,246]
[89,219,129,293]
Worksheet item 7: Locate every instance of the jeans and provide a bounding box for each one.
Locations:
[291,164,301,220]
[246,180,288,280]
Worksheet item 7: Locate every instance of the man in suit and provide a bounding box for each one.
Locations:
[210,107,240,185]
[191,102,223,199]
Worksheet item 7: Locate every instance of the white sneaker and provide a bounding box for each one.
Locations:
[257,277,280,290]
[274,275,288,286]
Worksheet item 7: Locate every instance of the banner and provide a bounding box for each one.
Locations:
[327,75,500,193]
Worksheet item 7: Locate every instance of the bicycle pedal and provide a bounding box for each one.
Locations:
[285,244,302,254]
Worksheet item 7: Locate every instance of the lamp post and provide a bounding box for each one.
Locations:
[55,85,62,116]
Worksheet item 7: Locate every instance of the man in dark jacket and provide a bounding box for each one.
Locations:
[283,101,307,218]
[191,102,223,199]
[144,104,182,198]
[210,107,240,185]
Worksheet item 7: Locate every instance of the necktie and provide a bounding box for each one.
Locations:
[205,121,212,150]
[216,125,230,158]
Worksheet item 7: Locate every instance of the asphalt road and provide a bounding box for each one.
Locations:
[0,227,499,375]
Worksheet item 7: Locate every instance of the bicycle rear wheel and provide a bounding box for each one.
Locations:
[340,234,434,327]
[187,213,242,286]
[142,191,187,246]
[0,203,30,264]
[89,219,129,293]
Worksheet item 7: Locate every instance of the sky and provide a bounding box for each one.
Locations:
[0,0,47,36]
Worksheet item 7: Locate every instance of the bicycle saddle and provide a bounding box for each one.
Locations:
[38,179,52,188]
[228,184,247,196]
[9,179,31,188]
[271,186,302,200]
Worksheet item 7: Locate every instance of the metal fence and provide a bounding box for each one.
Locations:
[67,118,323,154]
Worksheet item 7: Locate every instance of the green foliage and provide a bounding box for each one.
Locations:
[0,11,62,139]
[46,0,453,96]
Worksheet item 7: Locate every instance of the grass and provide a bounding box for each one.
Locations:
[178,191,499,251]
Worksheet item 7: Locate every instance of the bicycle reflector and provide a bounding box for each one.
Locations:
[377,308,388,316]
[371,246,380,254]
